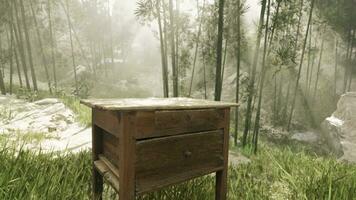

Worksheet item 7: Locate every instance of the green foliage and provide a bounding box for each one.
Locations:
[56,92,91,127]
[230,144,356,200]
[1,140,355,200]
[0,146,92,199]
[0,106,13,123]
[1,131,58,145]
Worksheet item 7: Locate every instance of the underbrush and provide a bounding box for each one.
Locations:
[56,92,91,126]
[0,142,355,200]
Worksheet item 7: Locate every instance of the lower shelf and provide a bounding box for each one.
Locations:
[94,156,120,193]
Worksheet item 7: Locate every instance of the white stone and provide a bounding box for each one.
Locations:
[0,95,91,153]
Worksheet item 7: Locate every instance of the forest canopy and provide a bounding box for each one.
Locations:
[0,0,355,151]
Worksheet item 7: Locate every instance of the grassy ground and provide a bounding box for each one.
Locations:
[0,140,355,200]
[1,88,356,199]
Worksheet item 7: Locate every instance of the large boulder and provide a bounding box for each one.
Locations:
[321,92,356,162]
[0,95,91,153]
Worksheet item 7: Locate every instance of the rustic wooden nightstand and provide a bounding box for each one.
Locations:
[81,98,238,200]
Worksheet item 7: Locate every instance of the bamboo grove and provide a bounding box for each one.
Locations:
[0,0,355,152]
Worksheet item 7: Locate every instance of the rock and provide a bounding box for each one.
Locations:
[291,131,321,144]
[0,95,91,152]
[34,98,60,105]
[320,119,343,157]
[229,151,251,165]
[289,130,331,156]
[321,92,356,162]
[260,126,289,143]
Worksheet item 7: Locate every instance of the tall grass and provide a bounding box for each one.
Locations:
[1,88,355,199]
[0,142,355,200]
[56,92,91,127]
[0,145,91,199]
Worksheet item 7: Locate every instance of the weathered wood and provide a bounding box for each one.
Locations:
[92,123,103,200]
[98,154,120,179]
[215,108,230,200]
[118,112,136,200]
[93,109,120,137]
[83,98,235,199]
[135,130,224,194]
[136,109,225,139]
[94,160,120,193]
[81,97,238,111]
[102,131,119,168]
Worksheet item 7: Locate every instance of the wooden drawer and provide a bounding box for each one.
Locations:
[135,130,224,194]
[102,130,120,168]
[135,109,226,139]
[93,109,120,137]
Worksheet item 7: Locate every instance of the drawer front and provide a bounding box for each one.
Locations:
[102,130,120,168]
[135,130,224,194]
[135,109,226,139]
[93,109,120,137]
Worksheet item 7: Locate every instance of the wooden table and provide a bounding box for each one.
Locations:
[81,98,238,200]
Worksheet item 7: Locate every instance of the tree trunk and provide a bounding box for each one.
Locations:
[107,0,115,71]
[8,2,23,89]
[19,0,38,91]
[281,0,304,124]
[343,28,352,93]
[47,0,57,91]
[0,34,5,94]
[252,0,271,153]
[60,1,91,71]
[306,23,312,94]
[13,0,31,90]
[308,36,317,93]
[214,0,225,101]
[221,38,228,92]
[0,33,5,94]
[334,39,338,97]
[267,0,280,52]
[12,24,23,88]
[277,71,284,117]
[30,0,52,93]
[202,51,207,99]
[312,37,324,103]
[169,0,178,97]
[234,0,241,146]
[162,2,169,96]
[9,26,14,94]
[65,0,78,95]
[242,0,267,146]
[294,0,304,54]
[347,29,355,92]
[7,7,14,94]
[281,70,290,125]
[188,0,205,97]
[156,0,169,97]
[287,0,315,131]
[175,0,180,89]
[0,67,5,95]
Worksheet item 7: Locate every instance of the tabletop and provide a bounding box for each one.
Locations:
[80,97,238,111]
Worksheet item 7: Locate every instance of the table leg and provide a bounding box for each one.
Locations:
[92,122,103,200]
[93,168,103,200]
[119,112,136,200]
[215,169,227,200]
[216,108,230,200]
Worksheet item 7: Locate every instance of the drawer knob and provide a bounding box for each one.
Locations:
[184,150,192,158]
